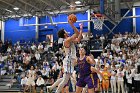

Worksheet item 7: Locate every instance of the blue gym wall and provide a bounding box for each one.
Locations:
[39,13,88,42]
[135,7,140,34]
[5,17,36,43]
[4,13,88,43]
[4,8,135,43]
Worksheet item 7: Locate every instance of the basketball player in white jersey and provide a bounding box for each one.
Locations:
[47,19,83,93]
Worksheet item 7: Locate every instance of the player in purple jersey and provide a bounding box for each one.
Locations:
[82,54,100,93]
[75,48,103,93]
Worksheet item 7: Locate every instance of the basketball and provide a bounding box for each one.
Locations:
[68,14,77,23]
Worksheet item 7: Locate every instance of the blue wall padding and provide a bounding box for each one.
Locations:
[38,13,88,41]
[4,8,135,43]
[112,9,133,34]
[113,18,133,34]
[5,17,35,43]
[135,7,140,34]
[91,9,133,37]
[100,0,105,14]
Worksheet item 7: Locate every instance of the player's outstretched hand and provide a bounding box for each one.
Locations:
[79,23,83,30]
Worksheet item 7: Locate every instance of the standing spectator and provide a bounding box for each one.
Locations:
[35,51,40,61]
[117,67,125,93]
[134,68,140,93]
[102,67,111,93]
[38,43,43,53]
[126,68,133,93]
[110,66,117,93]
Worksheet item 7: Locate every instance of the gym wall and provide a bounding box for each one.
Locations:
[4,8,134,43]
[5,17,36,43]
[135,7,140,34]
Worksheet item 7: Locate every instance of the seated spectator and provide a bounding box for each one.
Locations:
[21,76,28,92]
[25,66,36,93]
[31,43,36,51]
[36,75,45,93]
[35,51,40,61]
[41,68,48,80]
[38,43,43,53]
[15,63,23,73]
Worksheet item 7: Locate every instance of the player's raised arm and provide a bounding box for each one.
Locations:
[74,23,83,43]
[65,17,80,43]
[86,56,104,78]
[73,58,78,66]
[68,14,80,36]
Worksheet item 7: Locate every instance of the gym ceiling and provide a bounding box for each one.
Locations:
[0,0,138,21]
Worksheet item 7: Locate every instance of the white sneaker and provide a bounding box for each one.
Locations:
[46,86,52,93]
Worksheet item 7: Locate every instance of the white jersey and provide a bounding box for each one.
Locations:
[63,41,76,73]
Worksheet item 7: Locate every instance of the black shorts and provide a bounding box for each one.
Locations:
[42,76,49,79]
[134,80,140,92]
[36,84,44,90]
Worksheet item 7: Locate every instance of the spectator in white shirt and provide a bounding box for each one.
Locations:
[100,34,105,42]
[126,68,133,93]
[21,76,28,92]
[41,68,48,80]
[134,68,140,92]
[117,67,125,93]
[36,75,45,93]
[0,54,4,62]
[44,44,51,52]
[31,43,36,51]
[38,43,43,53]
[16,44,21,51]
[23,54,31,65]
[7,47,11,53]
[35,51,40,61]
[110,66,117,93]
[44,45,48,52]
[21,76,28,86]
[25,66,36,92]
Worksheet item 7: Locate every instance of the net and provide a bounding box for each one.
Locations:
[92,14,104,31]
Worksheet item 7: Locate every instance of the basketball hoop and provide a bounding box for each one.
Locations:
[91,14,104,31]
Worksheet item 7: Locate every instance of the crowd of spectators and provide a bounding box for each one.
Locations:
[92,32,140,93]
[0,32,139,93]
[0,40,63,93]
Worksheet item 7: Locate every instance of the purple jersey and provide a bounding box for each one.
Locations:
[91,73,99,88]
[77,56,91,77]
[92,73,98,79]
